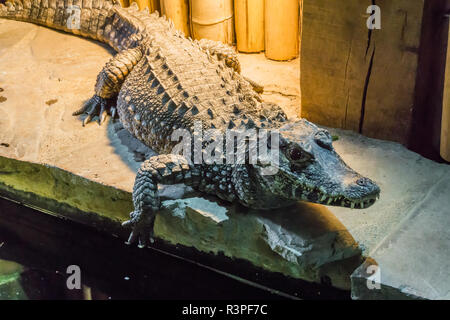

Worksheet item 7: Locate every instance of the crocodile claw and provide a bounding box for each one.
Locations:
[122,210,156,248]
[73,95,117,126]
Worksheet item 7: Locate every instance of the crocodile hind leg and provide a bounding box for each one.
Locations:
[73,46,143,126]
[122,154,194,248]
[73,95,116,126]
[197,38,242,73]
[196,38,264,94]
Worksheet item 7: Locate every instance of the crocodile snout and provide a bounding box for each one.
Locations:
[343,176,380,207]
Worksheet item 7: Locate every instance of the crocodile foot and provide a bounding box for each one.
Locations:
[73,95,117,126]
[122,209,156,248]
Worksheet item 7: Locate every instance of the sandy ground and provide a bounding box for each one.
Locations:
[238,52,300,119]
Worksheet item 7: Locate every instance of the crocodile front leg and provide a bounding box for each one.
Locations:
[73,46,143,126]
[122,154,193,248]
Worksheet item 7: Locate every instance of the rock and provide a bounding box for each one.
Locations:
[157,198,361,282]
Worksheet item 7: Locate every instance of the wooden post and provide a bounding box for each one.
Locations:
[234,0,265,53]
[160,0,190,36]
[441,21,450,161]
[189,0,235,44]
[301,0,425,145]
[264,0,299,61]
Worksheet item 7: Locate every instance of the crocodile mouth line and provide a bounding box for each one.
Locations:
[295,186,380,209]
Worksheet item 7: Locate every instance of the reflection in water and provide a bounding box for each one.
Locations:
[0,258,109,300]
[0,211,161,300]
[0,259,26,300]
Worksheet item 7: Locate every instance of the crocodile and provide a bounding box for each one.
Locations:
[0,0,380,248]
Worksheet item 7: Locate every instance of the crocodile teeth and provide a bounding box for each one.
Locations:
[327,198,333,205]
[320,195,327,202]
[351,202,355,209]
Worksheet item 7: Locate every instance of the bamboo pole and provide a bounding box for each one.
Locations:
[234,0,264,53]
[189,0,235,44]
[440,23,450,161]
[149,0,160,12]
[160,0,190,36]
[264,0,299,61]
[118,0,129,7]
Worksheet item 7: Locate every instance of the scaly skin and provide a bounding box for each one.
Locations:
[1,0,381,248]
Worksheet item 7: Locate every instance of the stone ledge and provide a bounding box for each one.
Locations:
[0,153,362,289]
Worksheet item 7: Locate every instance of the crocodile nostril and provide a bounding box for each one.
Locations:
[356,177,371,186]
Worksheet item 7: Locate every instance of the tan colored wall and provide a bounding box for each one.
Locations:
[300,0,424,144]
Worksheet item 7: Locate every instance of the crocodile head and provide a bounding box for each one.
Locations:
[248,119,380,209]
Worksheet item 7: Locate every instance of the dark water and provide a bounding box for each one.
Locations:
[0,197,349,300]
[0,259,107,300]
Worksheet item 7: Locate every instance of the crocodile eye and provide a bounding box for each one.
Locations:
[315,130,333,150]
[289,148,307,162]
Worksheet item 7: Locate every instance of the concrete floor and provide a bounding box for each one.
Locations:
[0,19,449,300]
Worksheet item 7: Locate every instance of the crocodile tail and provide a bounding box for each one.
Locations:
[0,0,145,50]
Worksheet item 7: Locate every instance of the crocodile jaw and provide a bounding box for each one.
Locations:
[249,119,381,209]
